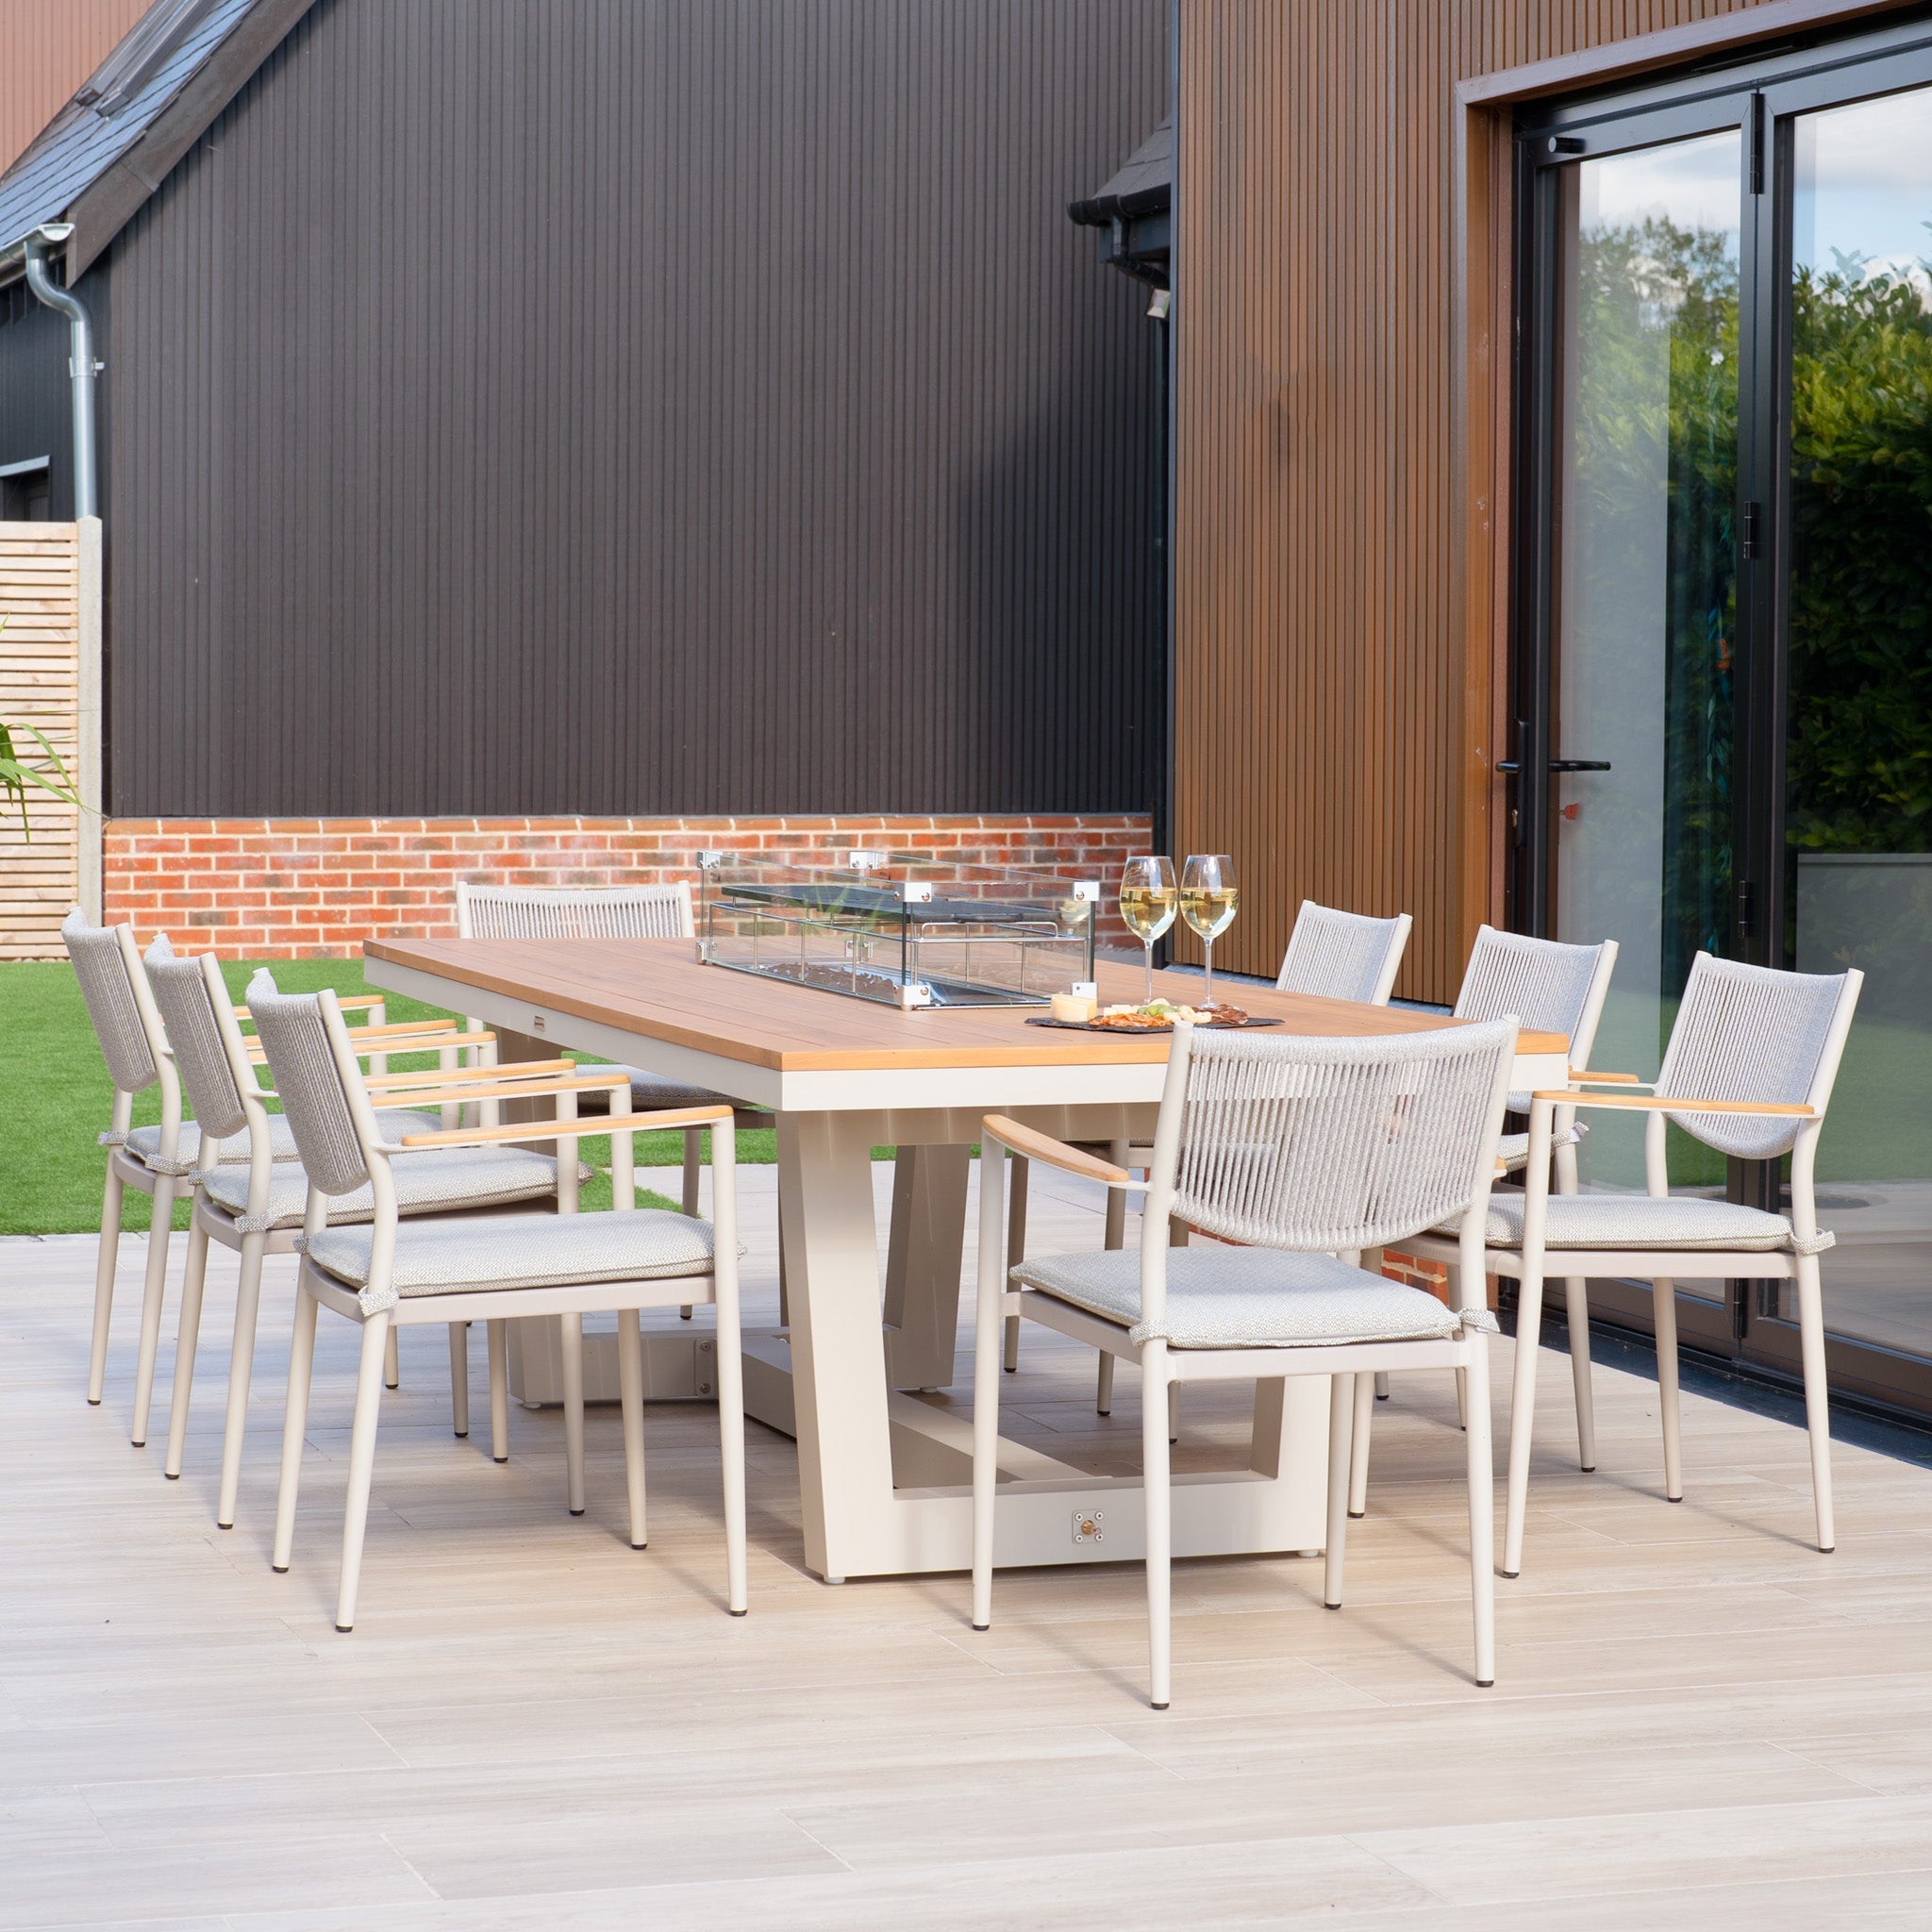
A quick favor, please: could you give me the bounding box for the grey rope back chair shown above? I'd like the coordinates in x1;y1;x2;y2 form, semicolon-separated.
1274;900;1414;1005
456;879;766;1319
1407;953;1862;1576
1347;927;1619;1513
1002;896;1417;1416
142;946;609;1524
248;974;747;1632
61;908;481;1426
63;909;179;1421
973;1015;1520;1707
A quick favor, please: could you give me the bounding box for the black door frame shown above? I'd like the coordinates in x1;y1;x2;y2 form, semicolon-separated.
1509;15;1932;1417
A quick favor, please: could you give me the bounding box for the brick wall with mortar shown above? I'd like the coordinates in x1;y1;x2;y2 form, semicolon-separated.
103;814;1156;958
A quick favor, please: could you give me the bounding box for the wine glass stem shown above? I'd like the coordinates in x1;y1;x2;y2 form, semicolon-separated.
1144;941;1155;1003
1203;939;1214;1007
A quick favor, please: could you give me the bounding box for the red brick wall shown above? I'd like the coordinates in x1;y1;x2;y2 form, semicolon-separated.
103;813;1155;958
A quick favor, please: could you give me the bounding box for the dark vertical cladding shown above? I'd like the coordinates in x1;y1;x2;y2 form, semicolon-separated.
1173;0;1775;1003
100;0;1168;819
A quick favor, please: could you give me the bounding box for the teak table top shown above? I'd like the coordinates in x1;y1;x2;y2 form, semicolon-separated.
365;937;1568;1073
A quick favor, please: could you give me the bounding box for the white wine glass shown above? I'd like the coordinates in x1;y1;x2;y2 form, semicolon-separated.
1179;854;1240;1008
1119;856;1178;1002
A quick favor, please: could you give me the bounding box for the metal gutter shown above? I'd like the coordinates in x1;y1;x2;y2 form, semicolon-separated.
22;225;101;519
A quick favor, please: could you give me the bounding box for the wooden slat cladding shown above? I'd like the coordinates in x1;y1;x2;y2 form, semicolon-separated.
103;0;1170;822
0;519;81;958
1172;0;1774;1002
0;0;152;177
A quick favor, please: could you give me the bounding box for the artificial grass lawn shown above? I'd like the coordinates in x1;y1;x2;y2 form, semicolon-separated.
0;957;784;1237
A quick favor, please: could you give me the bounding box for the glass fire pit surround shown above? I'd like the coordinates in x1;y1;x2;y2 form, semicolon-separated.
696;850;1099;1009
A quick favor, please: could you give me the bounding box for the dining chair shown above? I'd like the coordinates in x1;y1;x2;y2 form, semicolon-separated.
1274;900;1414;1005
1348;927;1619;1516
142;943;622;1526
248;973;748;1631
1405;952;1861;1576
972;1015;1518;1707
456;880;766;1318
60;910;482;1433
1004;897;1416;1420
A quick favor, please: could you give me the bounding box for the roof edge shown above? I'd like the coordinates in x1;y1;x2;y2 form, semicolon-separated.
63;0;319;279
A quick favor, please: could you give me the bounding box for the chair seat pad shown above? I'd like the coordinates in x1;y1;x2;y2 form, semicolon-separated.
1010;1247;1467;1350
123;1110;441;1177
614;1066;739;1112
301;1208;718;1314
1441;1192;1805;1252
200;1146;585;1234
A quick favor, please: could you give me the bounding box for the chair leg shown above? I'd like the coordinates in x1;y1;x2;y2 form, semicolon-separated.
1167;1379;1180;1443
383;1323;400;1391
1324;1374;1354;1608
130;1176;177;1447
487;1318;509;1463
216;1233;268;1529
162;1214;211;1479
972;1146;1008;1631
616;1307;648;1548
272;1286;320;1574
1096;1349;1115;1416
1463;1335;1497;1688
89;1159;125;1406
1347;1367;1374;1518
447;1323;470;1439
1565;1277;1596;1472
1141;1341;1173;1709
560;1313;586;1516
1002;1155;1028;1372
716;1277;749;1619
1793;1256;1835;1553
1094;1144;1127;1409
680;1126;700;1319
1502;1268;1547;1578
1652;1276;1683;1503
1374;1371;1390;1401
335;1313;391;1632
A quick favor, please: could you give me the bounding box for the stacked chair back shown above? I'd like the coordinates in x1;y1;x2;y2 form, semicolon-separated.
1454;925;1616;1108
1274;901;1412;1005
456;881;694;940
62;909;181;1413
246;981;383;1207
143;948;260;1174
1657;953;1857;1161
63;909;167;1119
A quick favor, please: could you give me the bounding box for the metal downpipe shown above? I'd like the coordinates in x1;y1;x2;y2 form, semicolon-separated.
23;224;100;519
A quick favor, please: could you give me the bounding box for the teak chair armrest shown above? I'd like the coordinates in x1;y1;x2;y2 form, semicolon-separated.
1532;1091;1814;1117
981;1114;1143;1189
233;994;386;1021
1567;1069;1646;1085
363;1057;575;1091
245;1027;496;1064
394;1102;734;1150
358;1073;632;1111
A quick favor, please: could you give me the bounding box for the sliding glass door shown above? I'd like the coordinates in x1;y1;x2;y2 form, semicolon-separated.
1514;21;1932;1414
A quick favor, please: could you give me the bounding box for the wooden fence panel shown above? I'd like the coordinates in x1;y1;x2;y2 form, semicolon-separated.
0;521;82;958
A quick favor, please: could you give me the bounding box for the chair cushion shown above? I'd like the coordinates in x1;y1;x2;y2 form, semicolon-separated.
1442;1192;1803;1252
124;1110;442;1177
1010;1246;1469;1350
301;1208;718;1314
616;1066;741;1112
200;1146;585;1235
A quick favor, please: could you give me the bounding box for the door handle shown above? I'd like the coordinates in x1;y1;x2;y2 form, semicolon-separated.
1493;758;1611;774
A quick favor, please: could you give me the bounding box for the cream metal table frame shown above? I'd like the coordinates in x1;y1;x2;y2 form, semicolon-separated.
366;938;1568;1583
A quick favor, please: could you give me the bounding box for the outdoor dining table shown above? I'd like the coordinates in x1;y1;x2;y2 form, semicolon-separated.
365;936;1569;1584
